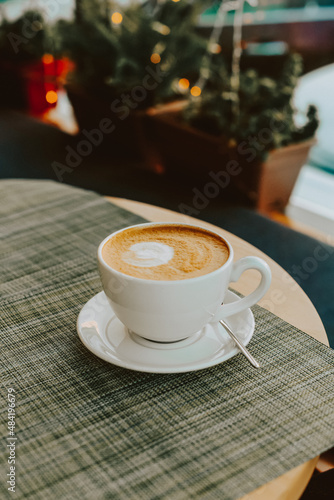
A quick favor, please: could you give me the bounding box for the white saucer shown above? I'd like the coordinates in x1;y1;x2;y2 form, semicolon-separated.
77;291;255;374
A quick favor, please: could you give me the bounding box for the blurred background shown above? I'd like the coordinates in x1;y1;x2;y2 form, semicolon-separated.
0;0;333;236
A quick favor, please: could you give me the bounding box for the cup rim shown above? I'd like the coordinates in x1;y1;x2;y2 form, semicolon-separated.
97;222;234;284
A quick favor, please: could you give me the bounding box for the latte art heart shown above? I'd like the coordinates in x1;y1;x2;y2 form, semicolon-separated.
122;242;174;267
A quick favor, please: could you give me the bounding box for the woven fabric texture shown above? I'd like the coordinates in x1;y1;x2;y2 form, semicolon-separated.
1;179;334;500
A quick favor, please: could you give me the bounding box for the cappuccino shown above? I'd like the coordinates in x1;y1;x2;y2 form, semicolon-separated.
102;224;229;281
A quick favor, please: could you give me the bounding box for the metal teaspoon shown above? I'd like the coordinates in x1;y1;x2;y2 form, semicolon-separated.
219;319;260;369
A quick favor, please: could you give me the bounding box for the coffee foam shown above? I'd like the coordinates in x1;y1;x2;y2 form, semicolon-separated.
102;224;230;281
122;242;174;267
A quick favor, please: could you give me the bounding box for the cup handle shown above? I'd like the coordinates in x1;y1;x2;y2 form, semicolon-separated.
211;256;272;321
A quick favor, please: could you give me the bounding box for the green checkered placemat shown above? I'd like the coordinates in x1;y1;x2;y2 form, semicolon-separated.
1;179;334;500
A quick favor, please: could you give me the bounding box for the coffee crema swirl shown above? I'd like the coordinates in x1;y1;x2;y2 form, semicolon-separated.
102;224;230;281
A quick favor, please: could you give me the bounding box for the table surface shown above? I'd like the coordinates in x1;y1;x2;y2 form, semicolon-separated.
109;196;328;500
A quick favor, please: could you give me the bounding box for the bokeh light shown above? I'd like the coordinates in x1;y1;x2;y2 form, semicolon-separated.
190;86;201;97
178;78;190;90
210;44;222;54
42;54;54;65
46;90;58;104
150;53;161;64
111;12;123;24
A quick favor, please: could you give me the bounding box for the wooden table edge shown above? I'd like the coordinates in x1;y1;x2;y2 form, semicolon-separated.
106;196;328;500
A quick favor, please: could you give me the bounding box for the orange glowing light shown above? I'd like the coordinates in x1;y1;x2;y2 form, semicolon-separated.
211;43;222;54
178;78;189;90
150;53;161;64
42;53;54;65
172;0;181;2
46;90;58;104
190;86;201;97
111;12;123;24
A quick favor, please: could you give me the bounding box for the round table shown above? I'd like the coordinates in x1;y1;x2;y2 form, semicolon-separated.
109;196;328;500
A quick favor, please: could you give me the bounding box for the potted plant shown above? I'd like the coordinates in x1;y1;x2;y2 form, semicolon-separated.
53;0;208;165
51;0;319;210
145;53;319;212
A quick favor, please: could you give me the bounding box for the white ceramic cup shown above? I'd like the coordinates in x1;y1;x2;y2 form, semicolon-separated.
97;222;271;343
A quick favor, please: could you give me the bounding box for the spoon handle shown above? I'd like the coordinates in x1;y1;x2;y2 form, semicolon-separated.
219;320;260;369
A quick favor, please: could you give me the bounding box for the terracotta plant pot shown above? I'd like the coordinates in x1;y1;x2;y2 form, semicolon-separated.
242;139;315;213
145;101;315;213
